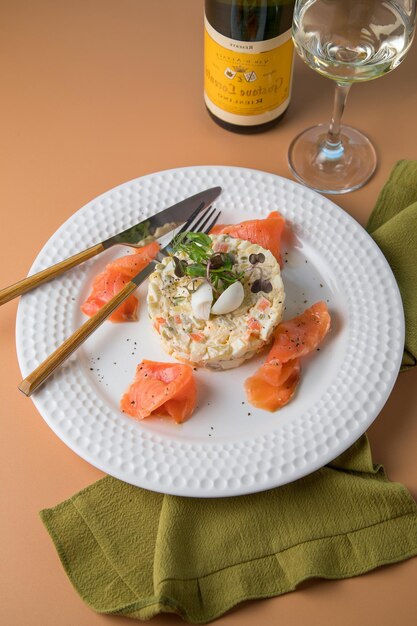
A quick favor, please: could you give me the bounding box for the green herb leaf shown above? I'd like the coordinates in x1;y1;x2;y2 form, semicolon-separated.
188;242;210;263
185;263;207;278
172;231;212;263
185;232;212;247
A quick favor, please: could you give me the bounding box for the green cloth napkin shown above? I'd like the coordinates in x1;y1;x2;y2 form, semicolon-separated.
40;160;417;623
367;160;417;368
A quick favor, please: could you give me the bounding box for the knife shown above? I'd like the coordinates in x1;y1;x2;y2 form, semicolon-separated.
0;187;222;306
18;204;221;396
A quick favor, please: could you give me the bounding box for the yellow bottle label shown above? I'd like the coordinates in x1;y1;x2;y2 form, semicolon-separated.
204;17;294;125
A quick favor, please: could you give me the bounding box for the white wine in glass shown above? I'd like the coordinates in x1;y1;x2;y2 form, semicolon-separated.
288;0;416;194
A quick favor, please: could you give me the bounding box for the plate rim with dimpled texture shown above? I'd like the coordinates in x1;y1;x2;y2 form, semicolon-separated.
15;166;405;497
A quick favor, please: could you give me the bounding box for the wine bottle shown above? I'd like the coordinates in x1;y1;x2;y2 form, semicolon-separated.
204;0;295;133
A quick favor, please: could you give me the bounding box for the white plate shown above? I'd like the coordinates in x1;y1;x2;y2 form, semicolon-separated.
16;166;404;497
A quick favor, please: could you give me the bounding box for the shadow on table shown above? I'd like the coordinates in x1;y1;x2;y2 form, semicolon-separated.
368;368;417;500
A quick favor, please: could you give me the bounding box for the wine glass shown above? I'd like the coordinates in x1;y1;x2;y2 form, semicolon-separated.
288;0;416;194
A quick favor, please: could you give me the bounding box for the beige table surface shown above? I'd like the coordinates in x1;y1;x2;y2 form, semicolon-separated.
1;1;417;624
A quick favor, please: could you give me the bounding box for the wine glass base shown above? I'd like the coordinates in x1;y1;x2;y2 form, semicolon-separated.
288;124;377;194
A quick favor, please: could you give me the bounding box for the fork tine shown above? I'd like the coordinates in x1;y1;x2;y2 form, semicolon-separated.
174;203;212;238
166;205;221;254
193;206;217;233
203;210;221;234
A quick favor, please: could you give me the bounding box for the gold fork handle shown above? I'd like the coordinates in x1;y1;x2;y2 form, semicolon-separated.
18;280;138;396
0;243;105;306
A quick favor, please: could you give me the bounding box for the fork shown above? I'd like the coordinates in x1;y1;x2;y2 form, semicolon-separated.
18;205;221;396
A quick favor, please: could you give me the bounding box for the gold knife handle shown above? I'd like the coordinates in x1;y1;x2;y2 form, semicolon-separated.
18;280;138;396
0;242;105;306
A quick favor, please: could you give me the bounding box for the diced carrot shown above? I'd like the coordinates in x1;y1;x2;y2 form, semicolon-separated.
190;332;206;342
247;317;262;333
213;242;229;253
154;317;166;333
174;315;182;325
257;298;271;311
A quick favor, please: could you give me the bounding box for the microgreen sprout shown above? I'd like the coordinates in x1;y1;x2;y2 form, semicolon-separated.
249;252;265;265
251;278;273;294
171;233;243;295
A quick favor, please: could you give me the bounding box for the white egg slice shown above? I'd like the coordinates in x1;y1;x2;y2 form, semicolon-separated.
191;281;213;320
211;281;244;315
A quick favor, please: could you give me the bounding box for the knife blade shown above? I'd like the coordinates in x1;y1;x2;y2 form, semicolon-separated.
0;186;222;305
102;187;222;248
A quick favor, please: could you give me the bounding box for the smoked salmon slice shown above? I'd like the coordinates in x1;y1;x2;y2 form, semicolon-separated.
210;210;285;266
245;359;301;412
120;360;197;423
267;301;331;363
244;302;331;411
81;241;159;323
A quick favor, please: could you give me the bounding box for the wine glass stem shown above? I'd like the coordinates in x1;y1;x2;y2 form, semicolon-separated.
321;83;351;160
